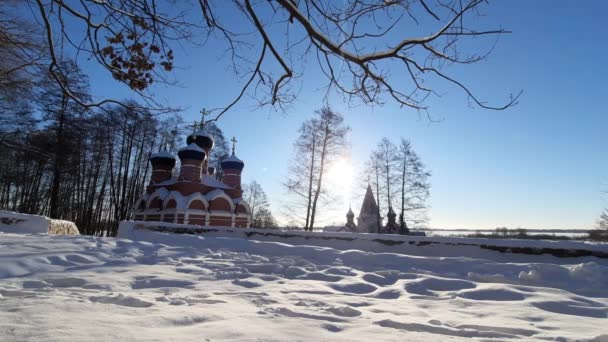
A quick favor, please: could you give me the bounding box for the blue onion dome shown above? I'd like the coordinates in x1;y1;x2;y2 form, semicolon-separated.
150;149;176;168
187;127;214;150
221;153;244;171
387;206;396;218
177;143;206;161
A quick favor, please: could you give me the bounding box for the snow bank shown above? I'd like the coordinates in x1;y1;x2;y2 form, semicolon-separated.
117;220;608;260
1;230;608;341
0;211;79;235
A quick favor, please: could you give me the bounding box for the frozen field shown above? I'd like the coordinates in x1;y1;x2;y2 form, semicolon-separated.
0;230;607;341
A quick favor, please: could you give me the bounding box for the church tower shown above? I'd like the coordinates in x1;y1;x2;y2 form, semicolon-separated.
357;184;382;233
221;137;245;198
345;205;357;231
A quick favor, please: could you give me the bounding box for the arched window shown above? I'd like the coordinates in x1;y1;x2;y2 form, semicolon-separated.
149;197;162;210
188;200;206;210
165;199;177;209
209;198;231;212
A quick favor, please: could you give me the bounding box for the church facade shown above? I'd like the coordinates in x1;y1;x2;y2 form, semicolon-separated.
132;121;251;228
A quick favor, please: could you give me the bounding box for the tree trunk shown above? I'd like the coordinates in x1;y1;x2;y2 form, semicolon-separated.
309;128;328;232
49;95;68;219
400;154;409;234
375;164;381;233
304;135;316;231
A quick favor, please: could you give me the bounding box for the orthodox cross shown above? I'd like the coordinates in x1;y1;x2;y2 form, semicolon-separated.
231;136;237;155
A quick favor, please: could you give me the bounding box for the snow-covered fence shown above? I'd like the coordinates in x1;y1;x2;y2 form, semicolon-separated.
117;220;608;260
0;211;80;235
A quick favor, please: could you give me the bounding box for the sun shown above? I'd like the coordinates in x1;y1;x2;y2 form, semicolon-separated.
326;157;354;201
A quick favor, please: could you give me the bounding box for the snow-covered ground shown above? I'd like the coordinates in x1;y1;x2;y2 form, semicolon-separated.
1;231;607;341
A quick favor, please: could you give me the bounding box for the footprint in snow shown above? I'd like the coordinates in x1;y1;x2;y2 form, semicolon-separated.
457;288;526;301
132;278;195;289
321;323;344;332
326;306;361;317
532;300;608;318
404;277;476;296
90;294;154;308
232;279;262;288
372;289;402;299
328;282;378;294
64;254;95;264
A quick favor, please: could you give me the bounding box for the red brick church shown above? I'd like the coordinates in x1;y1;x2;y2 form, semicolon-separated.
132;116;251;228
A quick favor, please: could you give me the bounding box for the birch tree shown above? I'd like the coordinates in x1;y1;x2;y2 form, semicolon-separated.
366;137;430;232
396;139;431;231
285;107;350;231
243;181;277;228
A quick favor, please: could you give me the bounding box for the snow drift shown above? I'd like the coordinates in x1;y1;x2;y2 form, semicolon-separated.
117;220;608;260
0;231;606;341
0;210;79;235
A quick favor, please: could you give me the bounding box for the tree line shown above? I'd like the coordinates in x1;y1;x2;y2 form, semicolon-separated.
0;58;275;236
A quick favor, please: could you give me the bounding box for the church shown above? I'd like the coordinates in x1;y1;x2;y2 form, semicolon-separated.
132;116;251;228
335;184;404;234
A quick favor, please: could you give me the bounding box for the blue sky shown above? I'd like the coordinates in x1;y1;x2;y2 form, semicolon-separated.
81;1;607;229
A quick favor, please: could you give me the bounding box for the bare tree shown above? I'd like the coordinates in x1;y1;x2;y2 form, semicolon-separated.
285;107;350;230
598;209;608;230
243;180;277;228
375;138;399;212
0;1;46;107
38;61;91;218
15;0;518;118
365;140;395;232
396;139;431;231
365;137;430;232
284;119;318;229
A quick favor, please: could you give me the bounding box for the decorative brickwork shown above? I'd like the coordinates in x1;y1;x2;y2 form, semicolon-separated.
132;123;251;228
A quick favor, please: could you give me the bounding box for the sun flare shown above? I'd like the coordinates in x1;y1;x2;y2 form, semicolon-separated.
326;157;354;201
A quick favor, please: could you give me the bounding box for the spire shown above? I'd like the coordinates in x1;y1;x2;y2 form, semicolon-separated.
360;184;379;216
231;136;237;155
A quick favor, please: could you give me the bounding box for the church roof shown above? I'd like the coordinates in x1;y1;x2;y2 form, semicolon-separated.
223;154;243;163
201;174;232;189
359;184;379;216
193;128;211;138
346;206;354;218
180;142;205;152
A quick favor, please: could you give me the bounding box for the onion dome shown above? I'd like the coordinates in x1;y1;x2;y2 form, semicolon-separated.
186;128;214;150
346;206;355;219
207;166;215;176
177;143;206;161
387;206;396;218
150;149;176;168
221;153;244;171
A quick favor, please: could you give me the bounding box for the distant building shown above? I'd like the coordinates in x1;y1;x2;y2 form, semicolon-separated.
357;184;382;233
332;184;408;235
132;119;251;228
